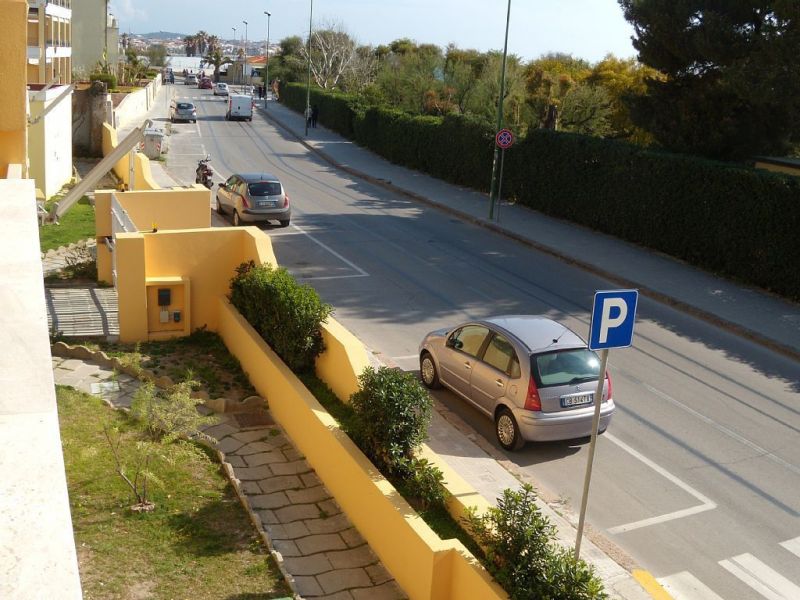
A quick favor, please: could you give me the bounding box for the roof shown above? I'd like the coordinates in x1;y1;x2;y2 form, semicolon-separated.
483;315;586;353
236;173;281;182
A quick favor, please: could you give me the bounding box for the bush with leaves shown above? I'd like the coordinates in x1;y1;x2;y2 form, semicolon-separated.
229;261;333;372
464;484;606;600
397;456;447;511
130;378;217;444
349;367;432;473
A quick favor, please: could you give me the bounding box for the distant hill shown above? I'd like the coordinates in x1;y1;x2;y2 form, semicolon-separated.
137;31;186;40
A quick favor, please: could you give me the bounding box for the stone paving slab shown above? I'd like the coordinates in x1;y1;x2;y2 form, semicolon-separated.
52;356;407;600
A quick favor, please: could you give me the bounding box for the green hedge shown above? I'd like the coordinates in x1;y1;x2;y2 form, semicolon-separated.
228;261;332;372
280;84;800;300
89;72;117;90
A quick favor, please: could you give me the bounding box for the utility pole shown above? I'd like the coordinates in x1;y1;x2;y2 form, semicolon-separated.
243;20;249;90
231;27;237;85
305;0;313;136
264;10;271;108
488;0;512;221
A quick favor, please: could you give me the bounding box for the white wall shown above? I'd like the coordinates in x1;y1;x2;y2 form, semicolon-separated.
113;75;162;129
28;86;73;198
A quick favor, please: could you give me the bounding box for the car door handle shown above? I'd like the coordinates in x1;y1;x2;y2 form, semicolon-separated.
495;379;504;387
463;362;472;369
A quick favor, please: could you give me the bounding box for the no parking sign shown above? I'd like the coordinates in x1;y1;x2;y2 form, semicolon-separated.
495;128;514;149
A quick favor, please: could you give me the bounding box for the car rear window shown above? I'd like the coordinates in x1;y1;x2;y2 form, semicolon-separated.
177;103;194;109
248;182;282;196
533;349;600;387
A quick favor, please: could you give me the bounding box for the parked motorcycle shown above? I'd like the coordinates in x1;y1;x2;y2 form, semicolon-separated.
195;156;213;188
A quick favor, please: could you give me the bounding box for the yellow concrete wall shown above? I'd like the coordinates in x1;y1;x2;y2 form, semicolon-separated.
115;228;277;342
95;187;211;236
0;0;28;177
217;299;507;600
316;316;372;403
116;233;148;342
101;122;160;190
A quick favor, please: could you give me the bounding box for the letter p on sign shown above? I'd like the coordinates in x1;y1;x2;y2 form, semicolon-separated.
589;290;638;350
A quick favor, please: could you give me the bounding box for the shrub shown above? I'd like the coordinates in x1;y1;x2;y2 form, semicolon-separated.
89;72;117;91
229;261;332;372
398;456;447;511
464;484;607;600
130;379;218;444
349;366;432;473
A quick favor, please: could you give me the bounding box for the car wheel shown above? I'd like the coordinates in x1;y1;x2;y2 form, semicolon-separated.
495;407;525;451
233;210;241;227
215;197;224;214
279;219;290;228
420;352;441;389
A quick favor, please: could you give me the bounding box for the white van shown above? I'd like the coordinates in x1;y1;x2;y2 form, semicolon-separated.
225;94;253;121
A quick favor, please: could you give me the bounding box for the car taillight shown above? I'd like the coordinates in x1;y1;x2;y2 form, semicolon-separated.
283;194;289;207
524;377;541;411
603;371;612;403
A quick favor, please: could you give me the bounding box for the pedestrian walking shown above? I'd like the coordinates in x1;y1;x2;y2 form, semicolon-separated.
304;105;313;128
311;104;319;128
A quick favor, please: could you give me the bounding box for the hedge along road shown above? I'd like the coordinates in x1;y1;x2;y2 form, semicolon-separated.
166;86;800;600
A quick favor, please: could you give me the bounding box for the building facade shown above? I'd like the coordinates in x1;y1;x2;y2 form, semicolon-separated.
27;0;72;84
72;0;119;77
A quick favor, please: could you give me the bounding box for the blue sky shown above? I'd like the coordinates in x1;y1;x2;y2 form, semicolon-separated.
110;0;637;64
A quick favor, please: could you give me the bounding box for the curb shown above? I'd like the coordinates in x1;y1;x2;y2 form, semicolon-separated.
258;104;800;364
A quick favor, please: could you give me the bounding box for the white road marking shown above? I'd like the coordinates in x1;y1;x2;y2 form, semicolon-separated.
720;553;800;600
391;355;419;361
299;273;369;281
656;571;724;600
292;224;369;277
605;433;716;534
642;383;800;477
779;536;800;558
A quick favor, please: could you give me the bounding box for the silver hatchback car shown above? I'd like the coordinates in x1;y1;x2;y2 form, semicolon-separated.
216;173;291;227
419;315;614;451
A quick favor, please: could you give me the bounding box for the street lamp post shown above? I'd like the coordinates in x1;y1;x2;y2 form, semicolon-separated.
488;0;512;221
305;0;313;136
231;27;237;85
243;20;249;90
264;10;271;108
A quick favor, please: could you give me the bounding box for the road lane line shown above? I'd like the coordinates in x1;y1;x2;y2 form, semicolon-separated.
779;536;800;558
656;571;724;600
299;274;369;281
292;224;369;277
642;383;800;477
605;433;716;534
720;553;800;600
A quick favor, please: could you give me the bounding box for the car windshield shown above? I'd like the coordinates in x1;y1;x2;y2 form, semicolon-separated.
248;182;282;196
177;103;194;110
533;349;600;387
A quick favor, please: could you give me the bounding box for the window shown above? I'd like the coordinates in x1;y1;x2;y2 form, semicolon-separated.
534;349;601;387
248;182;282;197
449;325;489;358
176;102;193;110
483;333;519;377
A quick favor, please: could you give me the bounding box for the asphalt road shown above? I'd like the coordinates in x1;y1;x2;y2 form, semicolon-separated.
165;84;800;600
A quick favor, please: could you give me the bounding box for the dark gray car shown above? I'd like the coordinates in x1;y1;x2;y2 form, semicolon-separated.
419;315;615;451
216;173;291;227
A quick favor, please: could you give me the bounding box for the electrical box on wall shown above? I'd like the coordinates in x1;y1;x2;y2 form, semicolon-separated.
173;310;181;323
158;288;171;306
160;309;170;323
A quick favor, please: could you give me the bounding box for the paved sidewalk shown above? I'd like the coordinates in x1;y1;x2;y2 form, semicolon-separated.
256;100;800;360
51;355;405;600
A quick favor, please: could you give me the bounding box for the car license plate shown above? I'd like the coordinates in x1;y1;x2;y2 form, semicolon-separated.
561;393;593;408
257;201;276;208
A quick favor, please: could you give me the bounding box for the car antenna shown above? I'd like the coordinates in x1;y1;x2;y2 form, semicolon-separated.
544;327;569;349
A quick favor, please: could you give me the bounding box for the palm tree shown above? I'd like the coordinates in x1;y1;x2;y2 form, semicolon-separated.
204;47;232;83
196;30;210;56
184;34;197;57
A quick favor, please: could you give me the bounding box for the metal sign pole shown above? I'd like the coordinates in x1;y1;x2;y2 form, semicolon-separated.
496;147;506;222
574;347;609;560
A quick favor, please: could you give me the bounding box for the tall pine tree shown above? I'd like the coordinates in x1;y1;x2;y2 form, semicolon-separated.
619;1;800;160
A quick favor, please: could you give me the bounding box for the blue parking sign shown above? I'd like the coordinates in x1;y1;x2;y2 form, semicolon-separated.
589;290;638;350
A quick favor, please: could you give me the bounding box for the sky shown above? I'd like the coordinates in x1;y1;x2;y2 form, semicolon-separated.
109;0;638;64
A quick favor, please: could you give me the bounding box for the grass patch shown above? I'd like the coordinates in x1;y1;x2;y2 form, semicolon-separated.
39;196;95;253
57;385;292;599
101;329;256;400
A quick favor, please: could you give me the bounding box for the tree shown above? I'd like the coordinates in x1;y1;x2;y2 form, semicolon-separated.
302;22;357;90
203;47;232;83
145;44;167;67
183;34;198;57
560;84;613;136
619;0;800;159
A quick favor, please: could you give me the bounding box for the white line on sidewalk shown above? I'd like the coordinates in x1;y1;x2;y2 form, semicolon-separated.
779;536;800;558
656;571;724;600
605;433;716;534
720;553;800;600
292;224;369;278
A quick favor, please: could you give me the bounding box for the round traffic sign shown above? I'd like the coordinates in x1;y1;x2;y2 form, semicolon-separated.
495;128;514;149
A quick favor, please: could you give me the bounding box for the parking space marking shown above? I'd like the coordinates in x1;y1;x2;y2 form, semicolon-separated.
605;432;716;534
720;553;800;600
292;224;369;278
780;536;800;558
656;571;724;600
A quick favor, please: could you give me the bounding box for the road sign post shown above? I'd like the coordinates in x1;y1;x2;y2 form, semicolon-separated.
575;289;639;560
493;129;513;222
